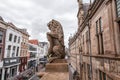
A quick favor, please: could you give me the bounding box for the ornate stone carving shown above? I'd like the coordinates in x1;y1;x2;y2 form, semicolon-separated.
110;60;118;73
47;19;65;59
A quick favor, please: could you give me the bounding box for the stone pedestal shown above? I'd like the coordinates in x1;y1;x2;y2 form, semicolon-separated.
45;63;68;72
37;59;69;80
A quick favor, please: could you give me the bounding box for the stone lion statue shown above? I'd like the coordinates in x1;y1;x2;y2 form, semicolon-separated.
47;19;65;59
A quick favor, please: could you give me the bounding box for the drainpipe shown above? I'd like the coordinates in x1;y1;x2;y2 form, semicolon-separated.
88;18;93;80
88;0;93;79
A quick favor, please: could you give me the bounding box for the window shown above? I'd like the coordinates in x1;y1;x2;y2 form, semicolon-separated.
0;31;3;43
116;0;120;17
29;45;37;51
7;45;11;57
11;67;17;77
86;31;89;41
18;37;20;43
83;63;86;80
14;35;17;42
82;35;85;54
86;31;89;54
99;70;107;80
12;46;16;57
16;47;19;56
83;35;84;44
87;64;91;80
96;20;100;54
103;73;106;80
99;17;103;32
96;20;99;34
9;34;13;41
96;17;104;54
99;70;102;80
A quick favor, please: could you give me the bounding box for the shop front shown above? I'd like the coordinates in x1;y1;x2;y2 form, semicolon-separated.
2;57;20;80
19;57;27;72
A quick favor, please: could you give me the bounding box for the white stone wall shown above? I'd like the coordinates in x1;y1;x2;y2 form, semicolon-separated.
4;27;22;58
39;43;48;58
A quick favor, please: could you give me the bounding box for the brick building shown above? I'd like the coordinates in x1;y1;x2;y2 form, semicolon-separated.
19;29;29;72
69;0;120;80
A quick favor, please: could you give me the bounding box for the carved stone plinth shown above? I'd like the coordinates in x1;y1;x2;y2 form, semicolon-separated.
40;72;69;80
38;59;69;80
45;59;68;72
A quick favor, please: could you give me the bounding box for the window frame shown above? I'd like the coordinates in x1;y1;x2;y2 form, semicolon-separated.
7;45;11;57
12;46;16;57
18;37;20;43
9;33;13;41
14;35;17;42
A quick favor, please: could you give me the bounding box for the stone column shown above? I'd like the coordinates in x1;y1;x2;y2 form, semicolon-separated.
106;0;116;54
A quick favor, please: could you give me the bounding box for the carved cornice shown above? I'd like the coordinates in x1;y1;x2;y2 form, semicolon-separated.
89;0;104;19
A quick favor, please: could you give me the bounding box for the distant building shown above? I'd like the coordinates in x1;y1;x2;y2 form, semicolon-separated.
28;40;48;72
39;42;48;58
68;1;90;79
69;0;120;80
28;40;39;69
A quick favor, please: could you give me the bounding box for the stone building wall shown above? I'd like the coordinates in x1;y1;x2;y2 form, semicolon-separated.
90;0;115;55
69;0;120;80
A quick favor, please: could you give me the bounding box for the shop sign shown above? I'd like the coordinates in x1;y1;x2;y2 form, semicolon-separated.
3;57;20;66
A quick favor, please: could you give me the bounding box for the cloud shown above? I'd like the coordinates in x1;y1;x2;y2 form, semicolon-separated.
0;0;90;47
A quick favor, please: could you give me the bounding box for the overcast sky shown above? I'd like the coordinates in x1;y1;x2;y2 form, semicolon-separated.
0;0;89;47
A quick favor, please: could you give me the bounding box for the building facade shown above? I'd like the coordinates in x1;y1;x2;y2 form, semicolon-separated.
19;29;29;72
28;42;38;69
28;40;48;72
0;17;7;80
39;42;48;59
28;40;42;70
0;16;31;80
69;0;120;80
2;22;22;80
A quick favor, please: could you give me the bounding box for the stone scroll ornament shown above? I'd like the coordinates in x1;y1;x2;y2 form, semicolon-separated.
47;19;65;59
